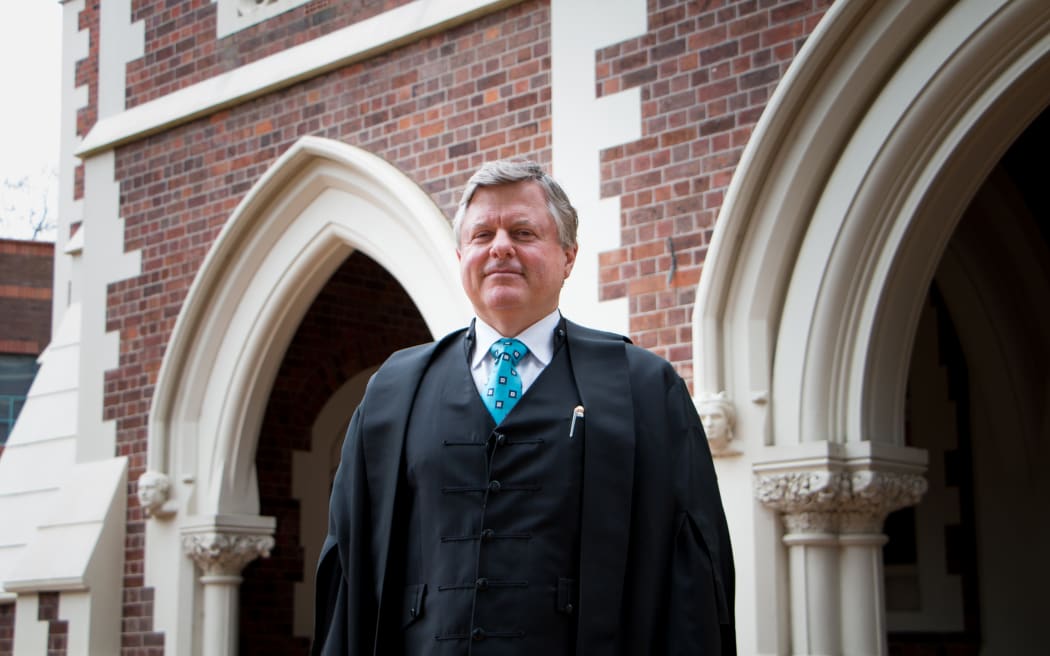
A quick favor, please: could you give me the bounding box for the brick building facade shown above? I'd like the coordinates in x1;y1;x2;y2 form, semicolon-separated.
0;0;1047;654
0;239;53;448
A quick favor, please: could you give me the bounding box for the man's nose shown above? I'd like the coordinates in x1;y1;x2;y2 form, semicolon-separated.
489;230;514;258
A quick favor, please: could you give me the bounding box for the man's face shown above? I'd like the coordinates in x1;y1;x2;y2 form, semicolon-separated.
458;181;577;336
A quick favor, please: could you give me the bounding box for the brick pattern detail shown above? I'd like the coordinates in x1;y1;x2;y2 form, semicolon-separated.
239;251;431;654
126;0;415;107
37;592;68;656
73;0;100;200
0;603;12;656
595;0;832;382
0;239;54;353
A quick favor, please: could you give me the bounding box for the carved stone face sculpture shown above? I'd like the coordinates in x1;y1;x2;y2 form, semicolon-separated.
137;470;171;516
699;403;730;443
697;392;737;456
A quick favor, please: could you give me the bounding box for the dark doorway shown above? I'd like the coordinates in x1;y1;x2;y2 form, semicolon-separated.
240;251;432;656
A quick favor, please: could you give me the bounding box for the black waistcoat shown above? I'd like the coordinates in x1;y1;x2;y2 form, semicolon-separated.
398;332;584;655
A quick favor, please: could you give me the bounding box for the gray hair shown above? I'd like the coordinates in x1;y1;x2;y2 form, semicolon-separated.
452;159;578;249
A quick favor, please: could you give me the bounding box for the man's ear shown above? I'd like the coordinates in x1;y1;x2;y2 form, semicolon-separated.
563;244;579;278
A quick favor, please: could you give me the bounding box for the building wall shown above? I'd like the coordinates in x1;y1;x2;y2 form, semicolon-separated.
56;0;848;652
127;0;417;107
593;0;830;373
0;239;53;356
99;4;551;650
0;238;53;454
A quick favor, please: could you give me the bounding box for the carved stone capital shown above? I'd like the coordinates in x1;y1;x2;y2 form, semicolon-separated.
839;470;927;533
755;468;927;536
182;532;274;578
755;470;849;533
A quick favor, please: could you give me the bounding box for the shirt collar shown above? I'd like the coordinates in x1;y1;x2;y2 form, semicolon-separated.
471;309;561;369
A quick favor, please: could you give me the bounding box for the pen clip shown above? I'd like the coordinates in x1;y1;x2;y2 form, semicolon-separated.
569;405;585;438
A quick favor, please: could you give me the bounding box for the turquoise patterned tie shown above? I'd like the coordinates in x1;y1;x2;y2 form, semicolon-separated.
483;338;528;424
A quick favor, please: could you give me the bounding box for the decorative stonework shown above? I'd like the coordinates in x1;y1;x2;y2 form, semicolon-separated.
696;391;741;457
841;470;927;533
182;532;274;578
755;469;927;535
136;470;177;518
754;470;849;533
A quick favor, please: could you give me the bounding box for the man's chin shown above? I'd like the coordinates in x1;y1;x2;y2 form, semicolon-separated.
480;290;526;311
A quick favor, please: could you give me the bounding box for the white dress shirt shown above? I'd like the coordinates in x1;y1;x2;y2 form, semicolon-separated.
469;309;561;397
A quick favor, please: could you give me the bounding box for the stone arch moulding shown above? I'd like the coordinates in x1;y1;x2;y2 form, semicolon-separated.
691;1;1050;653
693;0;1050;451
149;136;468;517
142;136;470;654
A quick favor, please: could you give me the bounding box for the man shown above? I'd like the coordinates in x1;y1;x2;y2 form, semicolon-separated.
313;160;735;655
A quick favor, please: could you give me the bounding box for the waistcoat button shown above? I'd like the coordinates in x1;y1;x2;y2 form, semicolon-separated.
476;577;489;590
471;627;486;641
481;528;495;542
488;480;501;492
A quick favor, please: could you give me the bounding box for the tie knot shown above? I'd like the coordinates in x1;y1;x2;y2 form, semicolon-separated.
489;338;528;365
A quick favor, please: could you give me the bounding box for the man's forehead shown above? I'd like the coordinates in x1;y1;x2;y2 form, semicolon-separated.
462;211;543;225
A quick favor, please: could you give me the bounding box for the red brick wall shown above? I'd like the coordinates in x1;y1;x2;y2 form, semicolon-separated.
0;239;54;354
127;0;416;107
0;603;12;656
240;251;431;655
596;0;832;383
73;0;100;201
38;592;68;656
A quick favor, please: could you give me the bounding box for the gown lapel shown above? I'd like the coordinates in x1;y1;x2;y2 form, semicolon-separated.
564;320;636;651
359;330;465;633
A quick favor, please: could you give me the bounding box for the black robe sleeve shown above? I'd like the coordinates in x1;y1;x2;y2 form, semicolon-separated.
666;376;736;655
312;404;378;655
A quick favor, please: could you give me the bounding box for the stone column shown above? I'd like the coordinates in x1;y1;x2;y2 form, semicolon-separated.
756;470;847;656
756;464;926;656
838;471;926;656
181;516;275;656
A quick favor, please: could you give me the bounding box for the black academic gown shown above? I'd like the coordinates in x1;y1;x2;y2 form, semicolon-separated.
313;320;736;655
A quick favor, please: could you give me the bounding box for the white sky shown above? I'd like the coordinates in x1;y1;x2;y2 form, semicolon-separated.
0;0;62;240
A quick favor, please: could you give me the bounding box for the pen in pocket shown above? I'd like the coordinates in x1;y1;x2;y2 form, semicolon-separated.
569;405;584;438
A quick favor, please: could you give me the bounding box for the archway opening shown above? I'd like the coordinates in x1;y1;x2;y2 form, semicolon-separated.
237;251;432;655
888;107;1050;655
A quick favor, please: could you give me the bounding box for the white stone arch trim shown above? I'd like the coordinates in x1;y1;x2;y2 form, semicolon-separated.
148;135;469;518
693;0;1050;449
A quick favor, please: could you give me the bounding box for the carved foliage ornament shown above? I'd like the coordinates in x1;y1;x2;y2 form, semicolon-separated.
182;532;275;577
755;469;927;534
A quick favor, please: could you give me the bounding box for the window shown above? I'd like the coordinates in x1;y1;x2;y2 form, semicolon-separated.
0;354;39;445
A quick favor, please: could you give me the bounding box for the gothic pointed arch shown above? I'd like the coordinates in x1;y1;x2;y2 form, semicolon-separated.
694;0;1050;450
141;136;468;654
691;1;1050;652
